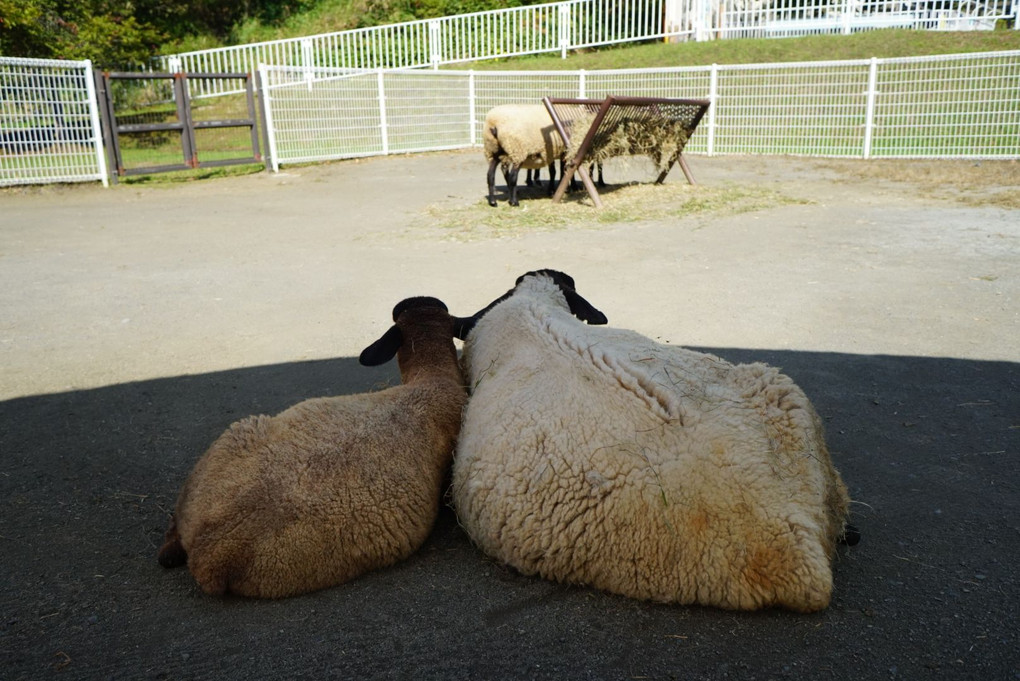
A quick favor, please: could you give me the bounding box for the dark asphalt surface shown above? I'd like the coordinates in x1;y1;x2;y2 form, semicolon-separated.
3;348;1017;680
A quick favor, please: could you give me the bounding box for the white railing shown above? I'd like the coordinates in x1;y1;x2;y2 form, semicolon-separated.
164;0;1017;97
0;57;108;188
708;0;1013;40
258;49;1020;170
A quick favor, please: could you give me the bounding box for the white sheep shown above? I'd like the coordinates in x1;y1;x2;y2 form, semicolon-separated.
157;296;468;598
483;103;566;207
451;270;855;612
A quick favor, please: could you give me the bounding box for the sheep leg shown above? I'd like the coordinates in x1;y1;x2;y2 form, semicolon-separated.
157;514;188;568
570;160;582;192
487;157;500;207
544;161;557;196
527;168;539;187
506;165;522;207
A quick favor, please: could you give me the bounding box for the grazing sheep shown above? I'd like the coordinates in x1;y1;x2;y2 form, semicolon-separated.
483;103;567;207
157;296;468;598
452;270;854;612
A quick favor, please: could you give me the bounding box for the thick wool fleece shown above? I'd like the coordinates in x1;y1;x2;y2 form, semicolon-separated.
174;379;465;598
483;104;566;170
453;277;850;612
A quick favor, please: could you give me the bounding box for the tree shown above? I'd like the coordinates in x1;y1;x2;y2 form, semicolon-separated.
0;0;56;57
0;0;164;66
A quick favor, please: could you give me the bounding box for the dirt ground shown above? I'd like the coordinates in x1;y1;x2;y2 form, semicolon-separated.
1;151;1017;679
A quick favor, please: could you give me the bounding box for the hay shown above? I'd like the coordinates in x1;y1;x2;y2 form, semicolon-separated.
561;107;692;174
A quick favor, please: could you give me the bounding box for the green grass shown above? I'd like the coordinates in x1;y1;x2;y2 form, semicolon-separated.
458;28;1020;71
118;163;265;184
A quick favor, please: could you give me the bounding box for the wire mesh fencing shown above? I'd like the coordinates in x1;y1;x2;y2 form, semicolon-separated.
1;57;107;187
3;50;1017;186
869;51;1020;157
259;50;1020;169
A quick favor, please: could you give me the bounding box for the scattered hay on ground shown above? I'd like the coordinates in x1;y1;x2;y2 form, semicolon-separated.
414;181;809;241
813;158;1020;209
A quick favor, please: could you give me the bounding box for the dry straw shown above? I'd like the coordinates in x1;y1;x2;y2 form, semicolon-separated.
562;106;694;174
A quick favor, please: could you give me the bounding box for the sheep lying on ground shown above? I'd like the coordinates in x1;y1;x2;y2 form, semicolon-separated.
452;270;855;612
483;104;567;207
157;297;468;598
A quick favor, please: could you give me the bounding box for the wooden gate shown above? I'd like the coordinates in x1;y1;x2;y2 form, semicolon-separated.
94;71;263;183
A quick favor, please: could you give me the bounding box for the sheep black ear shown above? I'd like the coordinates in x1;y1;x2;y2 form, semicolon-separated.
453;316;477;341
528;269;606;325
359;325;403;366
563;289;608;325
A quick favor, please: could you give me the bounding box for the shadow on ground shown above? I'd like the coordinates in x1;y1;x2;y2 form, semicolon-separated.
1;350;1017;680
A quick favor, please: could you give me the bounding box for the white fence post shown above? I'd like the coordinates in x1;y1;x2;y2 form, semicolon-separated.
579;69;586;98
695;0;709;42
429;20;442;69
863;57;879;159
707;63;718;156
259;66;281;172
469;71;476;146
301;39;314;89
378;70;389;155
559;4;571;59
841;0;855;36
83;59;109;187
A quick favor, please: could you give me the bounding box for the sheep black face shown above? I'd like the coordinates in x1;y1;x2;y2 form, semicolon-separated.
515;269;608;326
455;269;607;340
359;296;454;367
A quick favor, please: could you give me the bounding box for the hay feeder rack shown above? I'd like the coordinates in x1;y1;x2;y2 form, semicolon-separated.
542;96;711;208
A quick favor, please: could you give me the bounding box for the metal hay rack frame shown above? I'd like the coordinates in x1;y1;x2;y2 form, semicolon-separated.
542;95;711;208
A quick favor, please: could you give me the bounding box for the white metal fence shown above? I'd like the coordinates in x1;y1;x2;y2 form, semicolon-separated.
258;49;1020;169
165;0;1018;97
0;57;108;188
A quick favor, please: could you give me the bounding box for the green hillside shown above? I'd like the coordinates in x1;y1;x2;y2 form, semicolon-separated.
462;29;1020;70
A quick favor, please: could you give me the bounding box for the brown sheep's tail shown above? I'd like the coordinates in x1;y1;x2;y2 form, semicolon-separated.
157;515;188;568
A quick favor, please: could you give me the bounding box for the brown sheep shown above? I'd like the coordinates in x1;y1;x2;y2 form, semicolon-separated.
157;297;468;598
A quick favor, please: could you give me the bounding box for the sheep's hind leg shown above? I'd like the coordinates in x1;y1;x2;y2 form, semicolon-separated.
506;165;522;207
157;514;188;568
487;158;500;207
